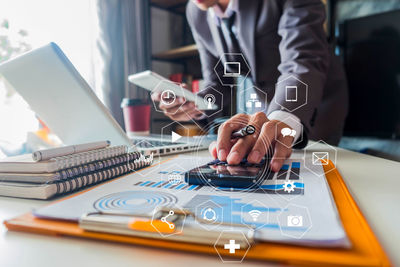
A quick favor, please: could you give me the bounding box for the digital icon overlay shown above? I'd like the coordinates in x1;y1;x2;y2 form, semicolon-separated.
151;206;187;237
160;89;176;106
167;173;182;185
193;199;224;230
283;180;296;193
161;210;175;229
281;127;296;138
171;131;182;143
278;203;312;239
161;121;189;144
248;210;262;221
202;207;217;222
285;85;298;102
214;230;251;263
287;215;303;227
238;86;267;114
127;141;160;176
223;62;241;77
224;239;240;254
240;199;270;230
158;163;187;189
304;140;338;177
245;93;262;109
203;94;216;110
312;152;329;165
275;117;303;148
274;75;308;112
195;86;223;118
151;80;186;115
214;53;251;86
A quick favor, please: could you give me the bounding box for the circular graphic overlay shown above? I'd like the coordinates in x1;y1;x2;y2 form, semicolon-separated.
191;121;273;193
94;191;177;215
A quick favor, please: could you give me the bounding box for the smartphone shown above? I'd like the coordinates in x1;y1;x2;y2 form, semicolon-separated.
128;70;217;110
184;159;272;189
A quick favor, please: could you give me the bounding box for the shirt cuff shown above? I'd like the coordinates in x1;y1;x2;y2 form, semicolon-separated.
195;113;207;120
267;110;302;143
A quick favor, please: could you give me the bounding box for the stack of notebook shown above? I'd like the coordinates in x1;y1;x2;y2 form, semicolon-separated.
0;142;152;199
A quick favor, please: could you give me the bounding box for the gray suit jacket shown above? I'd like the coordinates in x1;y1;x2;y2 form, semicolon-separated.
186;0;348;145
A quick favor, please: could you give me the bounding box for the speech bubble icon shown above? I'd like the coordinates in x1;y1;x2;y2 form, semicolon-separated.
290;129;296;137
281;127;292;137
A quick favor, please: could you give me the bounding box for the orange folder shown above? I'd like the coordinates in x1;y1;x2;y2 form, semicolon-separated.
4;161;391;266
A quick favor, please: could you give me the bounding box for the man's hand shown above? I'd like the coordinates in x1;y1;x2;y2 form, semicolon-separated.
151;84;203;121
208;112;294;172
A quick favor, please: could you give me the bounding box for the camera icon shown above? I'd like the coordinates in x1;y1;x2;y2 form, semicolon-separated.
287;215;303;227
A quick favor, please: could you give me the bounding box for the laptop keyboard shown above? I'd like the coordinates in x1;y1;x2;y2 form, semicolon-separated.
132;139;185;148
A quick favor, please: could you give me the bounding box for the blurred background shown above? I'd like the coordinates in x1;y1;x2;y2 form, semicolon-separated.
0;0;399;161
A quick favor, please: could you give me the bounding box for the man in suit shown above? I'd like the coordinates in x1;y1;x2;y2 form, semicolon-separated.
152;0;348;172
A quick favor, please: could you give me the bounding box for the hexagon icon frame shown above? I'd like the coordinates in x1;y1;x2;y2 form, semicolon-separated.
237;86;267;115
214;53;251;86
240;199;270;230
194;199;224;230
277;203;312;239
274;75;308;112
151;206;187;238
127;140;161;176
214;230;252;263
303;140;338;177
275;116;304;148
195;86;223;118
273;175;304;202
151;80;187;115
161;121;190;145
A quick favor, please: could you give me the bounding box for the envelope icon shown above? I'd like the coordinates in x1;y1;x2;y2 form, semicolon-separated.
312;152;329;165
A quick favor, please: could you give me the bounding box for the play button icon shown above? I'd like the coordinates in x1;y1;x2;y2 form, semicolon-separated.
171;131;182;143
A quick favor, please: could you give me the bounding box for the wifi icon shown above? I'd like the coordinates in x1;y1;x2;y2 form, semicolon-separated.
248;210;262;221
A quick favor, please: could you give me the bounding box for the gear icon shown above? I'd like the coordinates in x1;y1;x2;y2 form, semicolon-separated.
283;180;295;193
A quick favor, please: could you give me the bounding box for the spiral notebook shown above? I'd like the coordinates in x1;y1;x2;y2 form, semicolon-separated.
0;152;142;183
0;146;127;173
0;153;153;199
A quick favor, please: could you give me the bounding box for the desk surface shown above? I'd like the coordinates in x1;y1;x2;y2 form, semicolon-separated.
1;143;399;266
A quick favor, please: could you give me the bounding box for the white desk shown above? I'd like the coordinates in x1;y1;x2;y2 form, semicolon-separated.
1;144;399;266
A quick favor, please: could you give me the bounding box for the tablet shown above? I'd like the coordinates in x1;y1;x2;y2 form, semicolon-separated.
184;158;272;189
128;70;217;110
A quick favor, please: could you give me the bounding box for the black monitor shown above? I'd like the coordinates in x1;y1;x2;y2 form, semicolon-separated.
338;10;400;138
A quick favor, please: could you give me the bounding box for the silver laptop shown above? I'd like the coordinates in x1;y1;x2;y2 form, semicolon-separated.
0;43;210;156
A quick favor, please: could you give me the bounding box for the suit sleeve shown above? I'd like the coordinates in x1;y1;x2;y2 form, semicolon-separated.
267;0;329;137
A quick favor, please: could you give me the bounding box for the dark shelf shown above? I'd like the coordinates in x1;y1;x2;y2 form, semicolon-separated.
152;44;198;61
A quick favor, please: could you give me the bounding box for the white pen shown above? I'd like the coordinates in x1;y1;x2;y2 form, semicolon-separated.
32;141;111;161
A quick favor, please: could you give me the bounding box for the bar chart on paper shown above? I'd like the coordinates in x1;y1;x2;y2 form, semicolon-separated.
34;156;347;247
133;161;304;195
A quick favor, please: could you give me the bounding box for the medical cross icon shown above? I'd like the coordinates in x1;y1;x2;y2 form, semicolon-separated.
224;240;240;254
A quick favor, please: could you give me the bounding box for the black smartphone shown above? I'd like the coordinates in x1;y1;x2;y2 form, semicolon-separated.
184;159;271;189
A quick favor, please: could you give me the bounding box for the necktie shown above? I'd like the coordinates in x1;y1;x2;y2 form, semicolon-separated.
220;13;258;115
220;13;240;114
221;13;241;55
